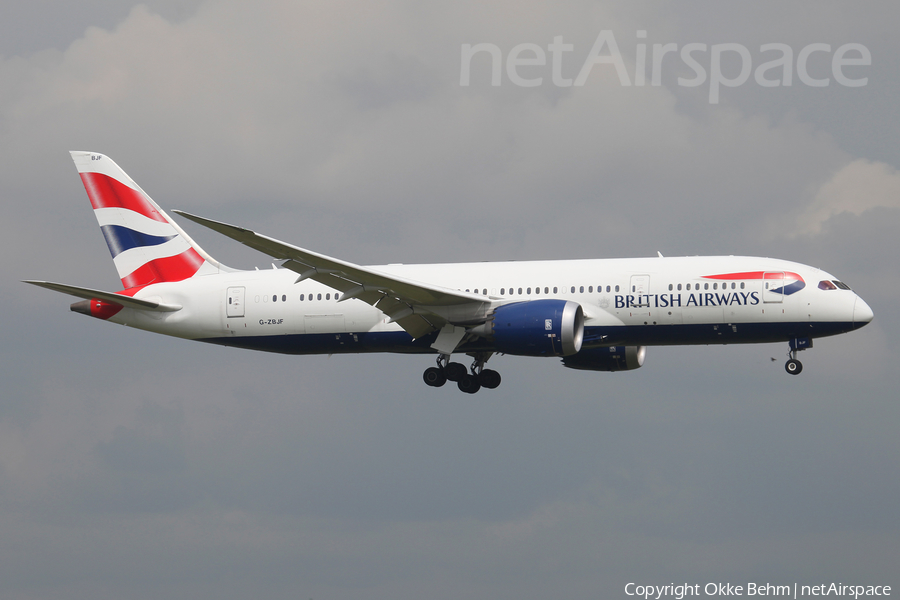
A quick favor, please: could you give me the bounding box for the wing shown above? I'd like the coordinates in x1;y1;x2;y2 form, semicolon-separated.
172;211;489;339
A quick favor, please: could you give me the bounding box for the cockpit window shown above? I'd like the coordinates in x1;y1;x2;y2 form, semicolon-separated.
818;280;837;290
833;280;851;290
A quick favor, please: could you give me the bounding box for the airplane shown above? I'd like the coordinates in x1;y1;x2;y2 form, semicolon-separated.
26;152;874;393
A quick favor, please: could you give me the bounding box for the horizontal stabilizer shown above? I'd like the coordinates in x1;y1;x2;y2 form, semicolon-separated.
23;281;182;312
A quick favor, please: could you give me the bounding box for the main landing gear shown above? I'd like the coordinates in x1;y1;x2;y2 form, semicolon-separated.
784;337;812;375
423;353;501;394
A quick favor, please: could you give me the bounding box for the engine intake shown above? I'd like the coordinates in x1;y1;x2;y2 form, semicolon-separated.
561;346;646;371
486;300;584;357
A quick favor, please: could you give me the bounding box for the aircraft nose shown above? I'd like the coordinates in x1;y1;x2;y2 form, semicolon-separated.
853;296;874;327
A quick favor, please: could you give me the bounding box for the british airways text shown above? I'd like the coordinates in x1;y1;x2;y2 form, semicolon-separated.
615;292;761;309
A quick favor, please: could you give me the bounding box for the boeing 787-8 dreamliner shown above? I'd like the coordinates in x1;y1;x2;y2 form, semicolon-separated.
26;152;874;393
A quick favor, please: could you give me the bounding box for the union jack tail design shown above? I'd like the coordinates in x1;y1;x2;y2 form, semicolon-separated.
71;151;220;290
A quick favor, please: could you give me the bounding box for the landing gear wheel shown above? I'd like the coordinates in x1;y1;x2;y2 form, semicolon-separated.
444;362;468;382
457;374;481;394
478;369;502;389
423;366;446;387
785;358;803;375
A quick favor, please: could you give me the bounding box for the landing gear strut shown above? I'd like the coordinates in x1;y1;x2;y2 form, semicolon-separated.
422;353;501;393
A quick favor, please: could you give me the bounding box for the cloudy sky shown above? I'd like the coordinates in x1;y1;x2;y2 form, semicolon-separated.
3;1;899;598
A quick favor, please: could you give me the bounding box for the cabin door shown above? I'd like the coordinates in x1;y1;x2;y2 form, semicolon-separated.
226;287;245;318
630;275;650;307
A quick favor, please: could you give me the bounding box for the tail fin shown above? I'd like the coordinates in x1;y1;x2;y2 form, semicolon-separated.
70;151;223;289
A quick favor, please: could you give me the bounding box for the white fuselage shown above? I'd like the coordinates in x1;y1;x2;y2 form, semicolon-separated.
104;255;871;356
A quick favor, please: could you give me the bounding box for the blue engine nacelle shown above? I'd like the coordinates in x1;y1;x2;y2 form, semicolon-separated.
488;300;584;357
561;346;646;371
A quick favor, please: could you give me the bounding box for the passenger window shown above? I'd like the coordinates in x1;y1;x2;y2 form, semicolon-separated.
483;289;487;295
571;286;575;293
588;286;593;293
553;287;558;294
518;287;523;295
527;287;532;295
704;283;709;290
317;293;322;300
544;287;549;294
668;284;673;291
740;282;745;289
535;287;540;295
606;285;611;293
272;295;277;302
335;293;340;300
677;284;682;291
326;293;331;300
282;295;286;302
686;284;691;291
615;285;620;292
300;294;305;301
500;288;505;295
579;286;584;293
712;283;717;290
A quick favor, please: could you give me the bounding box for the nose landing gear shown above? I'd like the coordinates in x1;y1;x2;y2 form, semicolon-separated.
422;353;501;393
785;355;803;375
784;337;812;375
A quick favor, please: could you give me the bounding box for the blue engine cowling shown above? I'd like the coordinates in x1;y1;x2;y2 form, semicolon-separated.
561;346;646;371
489;300;584;357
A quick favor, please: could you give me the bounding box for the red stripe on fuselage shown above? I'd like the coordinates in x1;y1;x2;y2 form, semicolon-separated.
79;172;167;222
120;248;206;288
703;271;803;281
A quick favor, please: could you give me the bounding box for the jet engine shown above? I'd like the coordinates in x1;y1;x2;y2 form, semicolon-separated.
477;299;584;357
561;345;646;371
